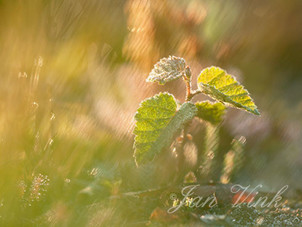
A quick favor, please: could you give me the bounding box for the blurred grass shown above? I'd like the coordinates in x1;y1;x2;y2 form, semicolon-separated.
0;0;302;225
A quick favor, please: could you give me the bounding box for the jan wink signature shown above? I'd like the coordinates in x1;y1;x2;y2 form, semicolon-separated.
167;184;289;214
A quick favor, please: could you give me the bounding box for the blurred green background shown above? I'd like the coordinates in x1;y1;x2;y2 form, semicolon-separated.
0;0;301;225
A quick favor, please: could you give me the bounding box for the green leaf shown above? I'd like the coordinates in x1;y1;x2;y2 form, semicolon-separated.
195;101;226;125
146;56;186;85
134;93;197;166
197;66;260;115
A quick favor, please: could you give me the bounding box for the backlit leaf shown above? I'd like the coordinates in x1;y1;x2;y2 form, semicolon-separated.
195;101;226;125
133;93;197;165
197;67;260;115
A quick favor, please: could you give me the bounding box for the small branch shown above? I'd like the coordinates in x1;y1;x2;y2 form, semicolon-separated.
177;66;203;182
183;66;193;102
177;66;197;182
182;66;202;102
184;79;192;102
187;90;202;101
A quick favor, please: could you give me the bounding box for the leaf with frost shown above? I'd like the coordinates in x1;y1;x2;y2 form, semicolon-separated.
197;66;260;115
146;56;186;85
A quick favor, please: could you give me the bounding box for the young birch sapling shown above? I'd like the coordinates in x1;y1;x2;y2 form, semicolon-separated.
132;56;259;182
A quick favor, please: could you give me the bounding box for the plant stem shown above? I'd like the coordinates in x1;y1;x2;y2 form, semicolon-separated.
183;67;201;101
177;67;202;181
185;79;191;102
176;67;203;182
187;90;201;101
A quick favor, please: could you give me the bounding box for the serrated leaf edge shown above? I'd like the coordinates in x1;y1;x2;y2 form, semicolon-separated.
133;94;197;166
198;66;260;115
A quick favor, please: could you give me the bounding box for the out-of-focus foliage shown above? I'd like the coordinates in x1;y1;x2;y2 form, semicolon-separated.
221;136;245;184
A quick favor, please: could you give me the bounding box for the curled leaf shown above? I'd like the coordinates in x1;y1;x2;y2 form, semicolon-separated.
146;56;186;85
